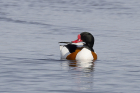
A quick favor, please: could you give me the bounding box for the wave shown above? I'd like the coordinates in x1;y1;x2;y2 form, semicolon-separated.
0;17;52;27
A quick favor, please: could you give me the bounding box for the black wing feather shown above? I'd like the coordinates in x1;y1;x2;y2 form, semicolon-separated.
65;44;77;53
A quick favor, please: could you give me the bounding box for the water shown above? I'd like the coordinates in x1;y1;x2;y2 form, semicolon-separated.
0;0;140;93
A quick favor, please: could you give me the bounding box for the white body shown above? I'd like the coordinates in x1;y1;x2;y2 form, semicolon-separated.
60;45;70;59
76;48;94;61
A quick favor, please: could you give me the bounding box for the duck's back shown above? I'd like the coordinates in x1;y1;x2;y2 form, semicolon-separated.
60;43;97;60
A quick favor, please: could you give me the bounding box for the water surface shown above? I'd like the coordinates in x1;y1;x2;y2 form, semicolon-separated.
0;0;140;93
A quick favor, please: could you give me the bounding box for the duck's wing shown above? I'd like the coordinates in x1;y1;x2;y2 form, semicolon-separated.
65;44;77;53
58;42;71;44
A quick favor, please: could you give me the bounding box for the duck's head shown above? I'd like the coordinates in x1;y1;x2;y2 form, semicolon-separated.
72;32;94;50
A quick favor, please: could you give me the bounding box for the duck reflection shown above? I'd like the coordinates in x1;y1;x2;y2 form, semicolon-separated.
61;60;96;91
68;60;95;72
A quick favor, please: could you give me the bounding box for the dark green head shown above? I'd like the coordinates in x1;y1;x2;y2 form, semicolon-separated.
80;32;94;48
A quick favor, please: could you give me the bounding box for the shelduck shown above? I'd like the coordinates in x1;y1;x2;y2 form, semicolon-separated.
59;32;97;61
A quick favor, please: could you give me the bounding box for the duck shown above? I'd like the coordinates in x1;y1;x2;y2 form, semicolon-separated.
59;32;97;61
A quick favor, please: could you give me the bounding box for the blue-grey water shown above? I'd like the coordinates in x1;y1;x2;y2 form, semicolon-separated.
0;0;140;93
